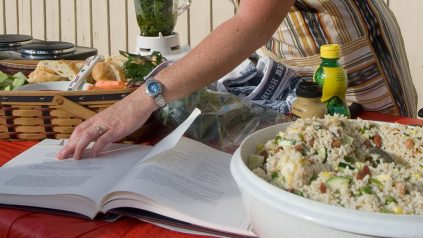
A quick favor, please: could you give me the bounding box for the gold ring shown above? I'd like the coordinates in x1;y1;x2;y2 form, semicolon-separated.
95;126;104;137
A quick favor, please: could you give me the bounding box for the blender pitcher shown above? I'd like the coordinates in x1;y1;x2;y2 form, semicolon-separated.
134;0;191;37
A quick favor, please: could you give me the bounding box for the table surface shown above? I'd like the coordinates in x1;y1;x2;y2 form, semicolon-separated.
0;112;422;238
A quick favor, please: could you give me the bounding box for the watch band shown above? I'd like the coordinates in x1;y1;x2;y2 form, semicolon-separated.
154;94;167;108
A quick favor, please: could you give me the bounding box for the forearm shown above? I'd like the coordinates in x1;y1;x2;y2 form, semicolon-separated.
133;0;294;111
57;0;295;159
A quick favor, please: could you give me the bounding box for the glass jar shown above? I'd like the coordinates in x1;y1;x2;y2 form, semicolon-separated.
292;81;327;119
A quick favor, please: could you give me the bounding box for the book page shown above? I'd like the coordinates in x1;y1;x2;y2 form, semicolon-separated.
0;108;201;218
105;137;252;235
0;139;151;209
141;108;201;161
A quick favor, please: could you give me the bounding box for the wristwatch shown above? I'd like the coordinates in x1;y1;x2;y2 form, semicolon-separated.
145;78;167;108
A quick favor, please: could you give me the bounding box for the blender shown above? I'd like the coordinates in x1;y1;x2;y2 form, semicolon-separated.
134;0;191;61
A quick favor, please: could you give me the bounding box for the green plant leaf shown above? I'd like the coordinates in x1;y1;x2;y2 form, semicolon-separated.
120;51;165;84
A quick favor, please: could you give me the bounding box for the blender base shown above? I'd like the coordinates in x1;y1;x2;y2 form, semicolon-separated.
135;32;190;61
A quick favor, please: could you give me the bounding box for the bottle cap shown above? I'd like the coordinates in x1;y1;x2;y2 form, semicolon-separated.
296;81;322;98
320;44;340;59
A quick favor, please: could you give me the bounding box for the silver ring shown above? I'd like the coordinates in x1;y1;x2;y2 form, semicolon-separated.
95;126;105;137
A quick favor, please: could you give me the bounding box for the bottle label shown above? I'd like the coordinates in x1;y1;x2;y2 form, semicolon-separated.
321;67;347;102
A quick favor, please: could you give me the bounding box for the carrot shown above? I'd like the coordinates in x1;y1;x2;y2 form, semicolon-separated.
93;80;126;90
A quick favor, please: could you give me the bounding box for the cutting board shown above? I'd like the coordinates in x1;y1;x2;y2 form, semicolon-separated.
0;60;38;75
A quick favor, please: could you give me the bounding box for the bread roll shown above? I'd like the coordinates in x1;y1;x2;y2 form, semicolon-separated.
28;70;66;83
92;62;115;81
35;60;79;80
109;62;126;82
105;55;127;67
92;62;127;82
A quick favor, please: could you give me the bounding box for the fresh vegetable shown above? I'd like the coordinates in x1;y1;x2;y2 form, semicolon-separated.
278;139;295;147
248;154;265;170
93;80;126;90
344;156;356;164
317;146;327;163
0;71;28;90
342;134;354;145
359;186;372;195
370;178;384;190
339;162;355;170
256;144;265;154
294;190;304;197
120;51;165;84
380;207;392;214
326;176;351;193
274;135;282;145
385;195;397;205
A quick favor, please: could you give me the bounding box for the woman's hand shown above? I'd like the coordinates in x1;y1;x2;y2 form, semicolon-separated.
57;87;157;160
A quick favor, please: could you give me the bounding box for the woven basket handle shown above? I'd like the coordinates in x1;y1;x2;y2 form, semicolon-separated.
52;95;96;120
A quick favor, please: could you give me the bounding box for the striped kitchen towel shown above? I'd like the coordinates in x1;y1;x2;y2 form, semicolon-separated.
217;58;302;114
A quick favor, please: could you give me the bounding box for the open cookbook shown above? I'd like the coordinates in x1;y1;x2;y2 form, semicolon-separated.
0;109;255;238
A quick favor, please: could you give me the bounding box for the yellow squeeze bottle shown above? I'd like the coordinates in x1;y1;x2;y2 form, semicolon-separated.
313;44;350;118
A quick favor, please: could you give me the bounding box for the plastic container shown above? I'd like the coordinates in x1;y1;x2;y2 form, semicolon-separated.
291;81;327;119
313;44;350;118
230;123;423;238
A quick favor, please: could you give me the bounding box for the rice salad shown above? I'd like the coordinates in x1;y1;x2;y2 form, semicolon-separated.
248;115;423;214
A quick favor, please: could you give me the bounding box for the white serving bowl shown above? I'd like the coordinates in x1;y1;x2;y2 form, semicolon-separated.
15;81;91;91
14;81;71;91
230;122;423;238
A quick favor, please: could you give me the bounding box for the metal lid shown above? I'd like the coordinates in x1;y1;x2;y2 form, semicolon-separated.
20;41;76;59
0;34;33;51
296;81;323;98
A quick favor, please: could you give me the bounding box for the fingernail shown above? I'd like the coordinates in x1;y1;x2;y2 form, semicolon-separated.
56;153;63;160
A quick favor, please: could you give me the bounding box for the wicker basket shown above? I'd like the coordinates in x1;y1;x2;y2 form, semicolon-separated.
0;88;157;141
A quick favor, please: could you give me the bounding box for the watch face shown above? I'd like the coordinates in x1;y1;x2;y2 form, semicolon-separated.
146;80;161;96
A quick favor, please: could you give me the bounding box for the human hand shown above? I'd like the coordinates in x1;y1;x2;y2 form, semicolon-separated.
57;88;157;160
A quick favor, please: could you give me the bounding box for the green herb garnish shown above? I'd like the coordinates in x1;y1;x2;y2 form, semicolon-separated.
370;178;384;190
120;51;164;84
359;186;372;195
309;173;318;183
274;135;282;145
380;207;392;214
339;162;355;170
385;196;397;205
344;156;356;164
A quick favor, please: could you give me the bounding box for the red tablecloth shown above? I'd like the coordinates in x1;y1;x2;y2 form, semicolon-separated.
0;112;422;238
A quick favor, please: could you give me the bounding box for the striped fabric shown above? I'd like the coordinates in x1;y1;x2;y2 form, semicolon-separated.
236;0;417;117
